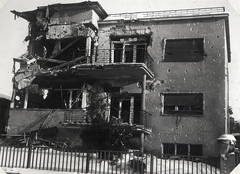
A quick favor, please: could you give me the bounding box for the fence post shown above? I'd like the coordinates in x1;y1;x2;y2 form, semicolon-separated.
26;137;32;168
150;153;153;174
220;152;235;174
86;150;90;173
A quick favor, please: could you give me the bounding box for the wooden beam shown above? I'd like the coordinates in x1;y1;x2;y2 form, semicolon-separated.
49;37;82;60
37;57;66;64
50;56;86;70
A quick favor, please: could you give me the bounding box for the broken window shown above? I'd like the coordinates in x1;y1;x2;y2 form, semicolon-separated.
163;38;204;62
110;94;142;124
162;93;203;116
111;38;147;63
163;143;203;156
25;88;83;109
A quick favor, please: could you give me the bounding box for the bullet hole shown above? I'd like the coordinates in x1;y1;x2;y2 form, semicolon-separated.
190;28;193;31
185;70;187;73
210;45;213;49
167;69;170;73
216;36;219;38
196;31;199;33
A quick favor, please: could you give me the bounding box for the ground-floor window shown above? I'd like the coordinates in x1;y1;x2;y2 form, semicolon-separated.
163;143;203;156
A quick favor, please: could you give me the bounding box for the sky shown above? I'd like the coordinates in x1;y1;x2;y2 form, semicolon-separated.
0;0;240;119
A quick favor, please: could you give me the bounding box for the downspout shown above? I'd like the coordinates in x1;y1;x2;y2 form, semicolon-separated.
140;74;146;153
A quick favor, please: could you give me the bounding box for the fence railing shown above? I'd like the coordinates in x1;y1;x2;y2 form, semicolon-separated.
0;146;220;174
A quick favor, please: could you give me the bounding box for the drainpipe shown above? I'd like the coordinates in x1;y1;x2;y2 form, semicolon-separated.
140;74;146;153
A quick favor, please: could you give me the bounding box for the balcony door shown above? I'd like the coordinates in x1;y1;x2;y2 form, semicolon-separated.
111;41;146;63
110;94;141;125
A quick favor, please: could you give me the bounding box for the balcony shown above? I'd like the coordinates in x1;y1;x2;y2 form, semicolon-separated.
131;110;152;133
63;109;152;134
67;48;154;80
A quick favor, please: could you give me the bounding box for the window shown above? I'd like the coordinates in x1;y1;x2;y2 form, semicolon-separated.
111;39;147;63
110;94;142;124
163;38;204;62
162;93;203;116
163;143;175;155
163;143;203;156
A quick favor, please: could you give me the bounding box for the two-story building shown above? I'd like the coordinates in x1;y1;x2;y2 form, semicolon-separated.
7;1;231;157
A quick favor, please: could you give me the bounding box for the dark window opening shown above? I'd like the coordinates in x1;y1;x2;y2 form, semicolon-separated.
27;89;82;109
164;38;204;62
163;93;203;116
113;43;123;63
112;40;147;63
136;45;146;63
125;45;134;62
110;96;120;119
133;96;142;124
177;144;188;155
121;98;130;123
163;143;175;155
110;94;142;124
190;144;203;156
163;143;203;156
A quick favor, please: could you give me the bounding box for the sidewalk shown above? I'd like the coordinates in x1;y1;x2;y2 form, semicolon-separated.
1;167;79;174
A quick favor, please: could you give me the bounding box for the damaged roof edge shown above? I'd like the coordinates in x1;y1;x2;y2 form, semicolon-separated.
11;1;108;21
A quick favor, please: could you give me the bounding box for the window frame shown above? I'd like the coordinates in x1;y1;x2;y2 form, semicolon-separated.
162;143;203;156
161;93;204;116
110;40;147;63
163;38;205;62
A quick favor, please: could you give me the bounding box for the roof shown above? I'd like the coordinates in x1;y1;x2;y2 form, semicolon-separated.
11;1;108;21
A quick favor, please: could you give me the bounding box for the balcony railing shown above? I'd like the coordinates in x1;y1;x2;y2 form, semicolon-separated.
63;109;152;132
66;48;154;73
133;110;152;131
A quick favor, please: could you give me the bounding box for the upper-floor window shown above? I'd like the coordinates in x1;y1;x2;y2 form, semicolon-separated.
163;38;204;62
111;38;147;63
162;93;203;116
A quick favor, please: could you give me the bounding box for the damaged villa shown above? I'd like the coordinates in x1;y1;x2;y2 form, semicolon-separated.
1;1;231;158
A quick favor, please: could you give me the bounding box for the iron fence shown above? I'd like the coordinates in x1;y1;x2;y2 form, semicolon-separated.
0;146;220;174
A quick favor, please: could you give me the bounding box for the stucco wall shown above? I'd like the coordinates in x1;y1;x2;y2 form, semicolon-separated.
98;17;228;156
